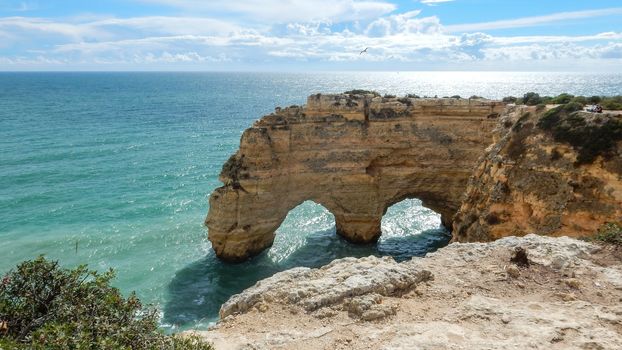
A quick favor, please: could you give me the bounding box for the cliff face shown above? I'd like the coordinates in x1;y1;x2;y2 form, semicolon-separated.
452;106;622;242
206;93;504;261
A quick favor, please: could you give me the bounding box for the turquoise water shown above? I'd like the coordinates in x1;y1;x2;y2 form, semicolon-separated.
1;72;621;330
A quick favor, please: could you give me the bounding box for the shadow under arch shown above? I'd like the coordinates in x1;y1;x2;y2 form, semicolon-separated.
163;199;450;329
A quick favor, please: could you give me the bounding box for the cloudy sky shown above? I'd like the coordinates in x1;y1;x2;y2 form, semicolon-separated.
0;0;621;71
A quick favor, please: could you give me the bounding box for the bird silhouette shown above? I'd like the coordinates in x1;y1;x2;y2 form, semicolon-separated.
359;47;369;55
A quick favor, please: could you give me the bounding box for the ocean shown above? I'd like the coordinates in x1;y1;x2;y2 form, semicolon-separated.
1;71;621;330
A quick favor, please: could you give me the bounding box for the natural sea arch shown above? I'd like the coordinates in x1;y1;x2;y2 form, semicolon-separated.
206;93;504;261
266;198;449;264
379;198;450;260
267;200;336;263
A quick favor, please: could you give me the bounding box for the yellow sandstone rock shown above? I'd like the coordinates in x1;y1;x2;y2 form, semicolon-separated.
205;93;504;261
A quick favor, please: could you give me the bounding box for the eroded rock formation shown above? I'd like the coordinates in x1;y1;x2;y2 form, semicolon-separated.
206;93;505;261
453;106;622;242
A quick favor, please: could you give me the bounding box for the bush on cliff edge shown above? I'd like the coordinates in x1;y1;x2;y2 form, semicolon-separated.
594;223;622;246
0;256;213;350
537;104;622;164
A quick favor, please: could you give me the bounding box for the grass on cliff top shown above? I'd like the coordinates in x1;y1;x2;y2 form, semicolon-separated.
0;256;214;350
340;91;622;109
592;222;622;246
536;103;622;164
343;89;380;96
503;92;622;110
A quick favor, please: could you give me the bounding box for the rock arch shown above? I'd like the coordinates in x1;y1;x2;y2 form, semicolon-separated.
206;93;505;262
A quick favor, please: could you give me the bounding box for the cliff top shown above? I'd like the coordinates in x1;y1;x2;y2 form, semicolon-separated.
194;235;622;349
254;93;506;126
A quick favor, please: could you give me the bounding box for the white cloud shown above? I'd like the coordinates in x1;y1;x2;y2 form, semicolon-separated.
482;42;622;61
137;51;230;63
0;17;103;41
138;0;396;22
446;8;622;32
89;17;243;36
0;5;621;70
365;10;441;37
420;0;454;5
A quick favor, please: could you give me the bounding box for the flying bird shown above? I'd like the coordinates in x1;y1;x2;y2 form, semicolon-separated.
359;47;369;55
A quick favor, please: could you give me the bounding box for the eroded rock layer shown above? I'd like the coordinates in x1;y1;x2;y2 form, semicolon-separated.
206;94;504;261
452;106;622;242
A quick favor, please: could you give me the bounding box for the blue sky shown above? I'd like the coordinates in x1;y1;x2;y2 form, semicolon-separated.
0;0;621;71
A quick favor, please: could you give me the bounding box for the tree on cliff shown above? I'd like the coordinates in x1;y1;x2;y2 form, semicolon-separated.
0;256;213;350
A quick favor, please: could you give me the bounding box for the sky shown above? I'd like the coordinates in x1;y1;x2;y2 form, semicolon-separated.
0;0;621;71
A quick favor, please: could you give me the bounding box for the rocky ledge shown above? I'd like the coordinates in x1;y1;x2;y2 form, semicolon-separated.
194;235;622;350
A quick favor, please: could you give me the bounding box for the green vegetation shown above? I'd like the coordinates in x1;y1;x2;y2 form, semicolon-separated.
397;97;413;106
520;92;544;106
550;93;574;104
503;92;622;110
601;96;622;110
593;222;622;246
0;256;213;350
343;89;380;96
536;103;622;164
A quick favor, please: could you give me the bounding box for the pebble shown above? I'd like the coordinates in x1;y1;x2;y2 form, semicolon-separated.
506;265;521;278
564;278;581;289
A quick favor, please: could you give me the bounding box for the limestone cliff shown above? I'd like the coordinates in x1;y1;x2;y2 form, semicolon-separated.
452;105;622;242
206;93;505;261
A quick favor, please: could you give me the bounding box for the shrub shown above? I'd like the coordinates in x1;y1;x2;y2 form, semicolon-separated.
406;94;420;98
601;99;622;110
570;96;588;105
383;94;396;99
550;93;574;104
537;105;563;130
344;89;380;96
593;222;622;246
469;95;483;100
450;95;461;99
397;97;413;106
537;103;622;164
563;102;584;112
0;256;213;350
588;96;602;104
502;96;517;103
513;93;622;110
521;92;543;106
